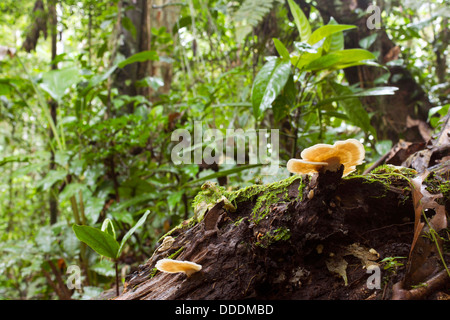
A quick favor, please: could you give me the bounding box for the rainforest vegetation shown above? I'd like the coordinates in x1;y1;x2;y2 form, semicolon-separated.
0;0;448;300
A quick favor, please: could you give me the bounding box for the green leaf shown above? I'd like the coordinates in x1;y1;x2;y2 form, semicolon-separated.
315;86;398;108
118;50;159;68
59;183;86;201
308;24;356;46
252;57;291;121
287;0;311;42
91;259;115;277
84;196;105;224
303;49;376;71
272;74;296;121
135;76;164;90
290;40;324;69
359;33;378;49
36;169;67;191
39;67;80;102
121;16;137;39
331;82;376;137
12;161;49;179
117;210;151;257
82;65;117;95
273;38;290;60
168;190;184;212
326;17;345;52
72;224;119;259
101;218;116;240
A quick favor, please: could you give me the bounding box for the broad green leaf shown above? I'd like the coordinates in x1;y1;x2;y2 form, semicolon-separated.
82;65;117;95
326;17;345;52
287;0;311;42
59;183;86;201
117;210;151;257
39;67;80;102
72;224;119;259
331;82;376;137
121;16;137;39
273;38;290;60
252;57;291;121
272;74;296;121
135;76;164;90
84;196;105;224
55;150;70;167
314;86;398;108
113;212;134;225
118;50;159;68
303;49;376;71
91;259;115;277
12;161;49;179
308;24;356;45
35;226;54;254
359;33;378;49
290;40;324;69
36;169;67;191
331;59;383;70
168;190;184;212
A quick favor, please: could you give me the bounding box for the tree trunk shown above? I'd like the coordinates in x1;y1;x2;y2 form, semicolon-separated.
48;0;58;225
110;119;450;300
113;0;180;110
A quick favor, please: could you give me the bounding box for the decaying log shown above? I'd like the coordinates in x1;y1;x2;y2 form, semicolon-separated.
113;160;448;300
111;116;450;300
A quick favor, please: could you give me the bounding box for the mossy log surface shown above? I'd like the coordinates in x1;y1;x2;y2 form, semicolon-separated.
112;119;450;300
112;162;448;300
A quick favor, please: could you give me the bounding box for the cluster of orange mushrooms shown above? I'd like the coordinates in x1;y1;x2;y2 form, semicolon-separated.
155;139;366;277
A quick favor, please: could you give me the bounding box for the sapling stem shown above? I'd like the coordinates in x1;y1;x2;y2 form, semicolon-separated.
115;261;119;297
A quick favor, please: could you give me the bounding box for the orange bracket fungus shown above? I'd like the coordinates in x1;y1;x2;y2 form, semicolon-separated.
287;139;365;177
155;259;202;277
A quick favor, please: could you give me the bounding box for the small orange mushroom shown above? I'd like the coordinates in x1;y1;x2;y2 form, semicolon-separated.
155;258;202;277
287;139;365;177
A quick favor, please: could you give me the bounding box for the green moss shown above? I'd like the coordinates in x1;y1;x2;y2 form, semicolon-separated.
296;175;306;202
255;227;291;248
424;171;450;194
227;175;303;223
192;182;236;221
344;164;416;198
191;175;304;224
369;164;418;178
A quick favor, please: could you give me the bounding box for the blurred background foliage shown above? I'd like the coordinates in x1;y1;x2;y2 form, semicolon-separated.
0;0;448;299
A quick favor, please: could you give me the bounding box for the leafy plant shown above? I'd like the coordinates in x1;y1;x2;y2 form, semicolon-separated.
252;0;397;157
73;210;150;296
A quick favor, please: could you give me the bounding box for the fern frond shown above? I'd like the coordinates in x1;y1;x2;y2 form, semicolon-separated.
233;0;279;26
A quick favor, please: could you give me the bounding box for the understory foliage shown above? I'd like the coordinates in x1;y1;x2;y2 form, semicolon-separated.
0;0;448;299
